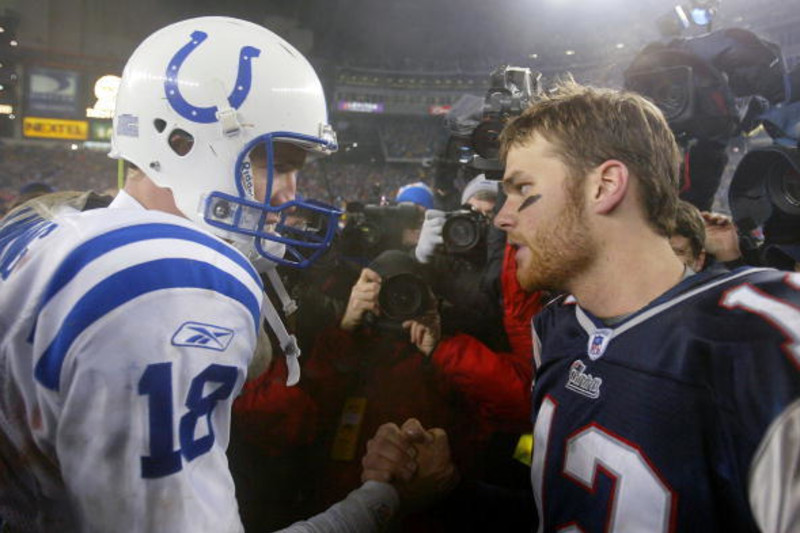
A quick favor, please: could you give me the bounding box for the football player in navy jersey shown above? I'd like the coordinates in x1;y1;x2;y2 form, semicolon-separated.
0;16;448;533
493;81;800;532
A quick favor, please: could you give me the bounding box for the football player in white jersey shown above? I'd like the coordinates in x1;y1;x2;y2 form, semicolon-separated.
0;17;450;532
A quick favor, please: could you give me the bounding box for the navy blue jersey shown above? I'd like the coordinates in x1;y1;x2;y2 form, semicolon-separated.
531;267;800;532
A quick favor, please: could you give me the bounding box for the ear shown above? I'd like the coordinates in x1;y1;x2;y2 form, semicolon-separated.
588;159;629;215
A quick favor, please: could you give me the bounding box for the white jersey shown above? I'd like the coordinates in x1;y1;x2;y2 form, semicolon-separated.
0;194;263;532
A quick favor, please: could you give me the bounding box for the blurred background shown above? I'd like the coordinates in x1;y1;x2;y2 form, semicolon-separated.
0;0;797;213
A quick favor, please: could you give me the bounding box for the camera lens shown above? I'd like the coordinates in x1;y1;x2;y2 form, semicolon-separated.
443;214;481;253
780;166;800;208
379;274;428;321
766;157;800;218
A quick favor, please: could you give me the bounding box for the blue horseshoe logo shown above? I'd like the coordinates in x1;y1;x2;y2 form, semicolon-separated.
164;30;261;124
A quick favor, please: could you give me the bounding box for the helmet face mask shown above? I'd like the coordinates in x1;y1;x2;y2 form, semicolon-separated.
111;16;340;269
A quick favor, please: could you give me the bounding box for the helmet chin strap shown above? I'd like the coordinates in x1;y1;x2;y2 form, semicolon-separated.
260;263;301;386
262;266;299;316
212;78;243;137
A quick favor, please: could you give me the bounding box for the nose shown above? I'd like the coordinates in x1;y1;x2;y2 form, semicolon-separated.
270;171;297;207
493;197;516;231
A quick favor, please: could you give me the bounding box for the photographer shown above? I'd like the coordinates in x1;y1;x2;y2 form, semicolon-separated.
297;250;484;532
415;174;509;348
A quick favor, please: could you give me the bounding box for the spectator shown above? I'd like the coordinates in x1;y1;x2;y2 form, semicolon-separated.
669;199;707;271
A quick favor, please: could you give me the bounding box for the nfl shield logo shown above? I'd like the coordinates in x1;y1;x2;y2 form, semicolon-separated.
587;328;613;360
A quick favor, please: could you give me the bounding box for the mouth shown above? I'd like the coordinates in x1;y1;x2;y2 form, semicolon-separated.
507;237;524;251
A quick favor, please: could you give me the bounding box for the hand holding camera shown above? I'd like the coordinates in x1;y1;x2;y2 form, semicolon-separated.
340;267;382;332
403;310;442;358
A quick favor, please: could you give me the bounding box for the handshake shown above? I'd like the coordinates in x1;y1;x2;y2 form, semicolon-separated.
361;418;459;511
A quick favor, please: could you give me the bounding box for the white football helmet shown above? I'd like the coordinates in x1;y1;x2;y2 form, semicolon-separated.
110;16;340;268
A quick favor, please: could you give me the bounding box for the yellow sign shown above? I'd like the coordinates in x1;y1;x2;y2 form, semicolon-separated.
24;117;88;140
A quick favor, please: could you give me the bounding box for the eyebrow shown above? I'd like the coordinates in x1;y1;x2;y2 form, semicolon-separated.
503;169;531;187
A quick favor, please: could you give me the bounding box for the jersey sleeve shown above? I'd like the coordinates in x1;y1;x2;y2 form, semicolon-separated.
748;399;800;533
716;271;800;530
30;221;263;532
277;481;399;533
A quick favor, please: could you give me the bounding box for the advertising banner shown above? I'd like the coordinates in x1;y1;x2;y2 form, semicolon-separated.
337;100;384;113
23;116;88;140
26;67;81;118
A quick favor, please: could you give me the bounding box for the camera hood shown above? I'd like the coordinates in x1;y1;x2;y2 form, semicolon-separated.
729;145;800;235
368;250;432;322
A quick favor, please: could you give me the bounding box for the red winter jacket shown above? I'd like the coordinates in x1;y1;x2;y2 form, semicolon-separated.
430;244;542;434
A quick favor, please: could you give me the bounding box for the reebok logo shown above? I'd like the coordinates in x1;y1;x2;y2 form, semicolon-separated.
172;321;234;352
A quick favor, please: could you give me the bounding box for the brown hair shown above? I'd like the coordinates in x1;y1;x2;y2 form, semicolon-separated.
673;199;706;260
499;80;681;235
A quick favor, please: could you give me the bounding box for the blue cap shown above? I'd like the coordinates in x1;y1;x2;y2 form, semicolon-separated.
395;182;433;210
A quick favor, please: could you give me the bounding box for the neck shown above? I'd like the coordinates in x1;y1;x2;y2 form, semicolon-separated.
568;224;686;319
123;172;185;218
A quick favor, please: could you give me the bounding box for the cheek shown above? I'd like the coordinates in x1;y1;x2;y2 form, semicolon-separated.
518;204;543;236
250;167;268;202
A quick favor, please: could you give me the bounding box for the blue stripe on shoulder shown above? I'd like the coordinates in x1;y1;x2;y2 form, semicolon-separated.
0;212;41;253
34;258;261;391
38;222;262;312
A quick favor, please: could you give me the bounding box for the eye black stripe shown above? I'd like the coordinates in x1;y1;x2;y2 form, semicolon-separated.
519;194;542;212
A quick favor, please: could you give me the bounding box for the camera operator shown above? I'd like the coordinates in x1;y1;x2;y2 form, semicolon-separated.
228;177;445;530
414;174;510;348
293;248;487;532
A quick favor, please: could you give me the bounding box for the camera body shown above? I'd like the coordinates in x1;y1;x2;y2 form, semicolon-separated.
624;28;788;144
728;99;800;268
340;203;424;259
367;250;433;327
442;208;491;256
444;65;541;181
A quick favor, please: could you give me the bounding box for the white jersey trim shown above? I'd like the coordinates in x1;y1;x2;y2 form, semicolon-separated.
572;268;770;356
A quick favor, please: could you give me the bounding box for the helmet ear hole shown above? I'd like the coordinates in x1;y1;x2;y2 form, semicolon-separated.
153;119;167;133
168;129;194;157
